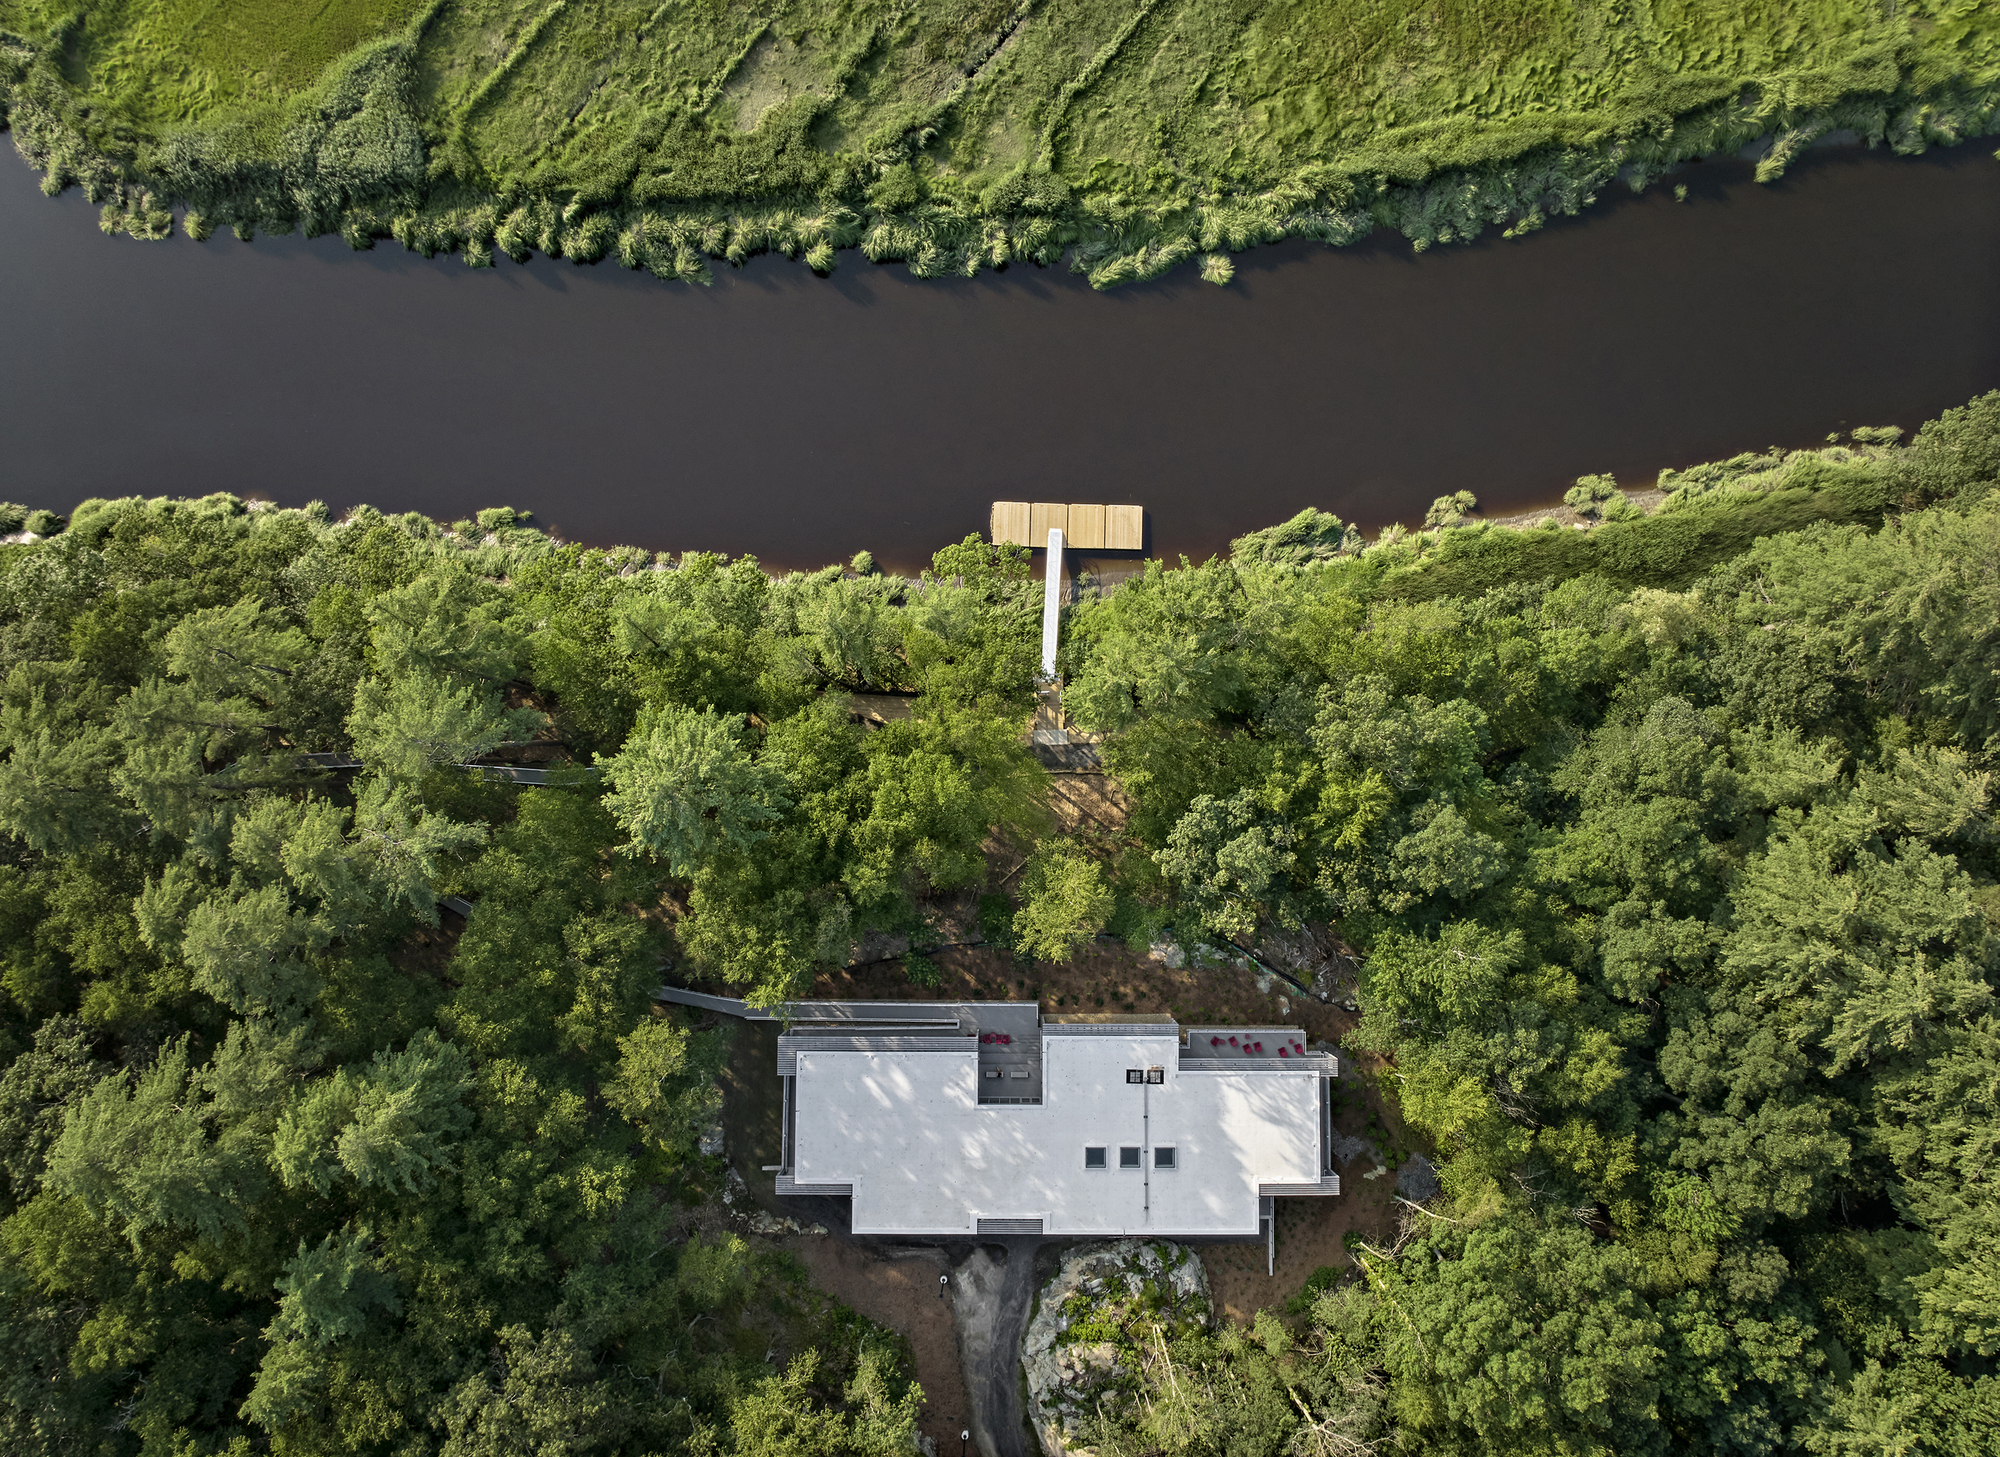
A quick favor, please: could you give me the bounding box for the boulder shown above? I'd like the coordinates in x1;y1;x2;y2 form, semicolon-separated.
1021;1240;1210;1457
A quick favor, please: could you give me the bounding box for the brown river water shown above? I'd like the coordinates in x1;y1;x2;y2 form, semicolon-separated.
1;144;1997;573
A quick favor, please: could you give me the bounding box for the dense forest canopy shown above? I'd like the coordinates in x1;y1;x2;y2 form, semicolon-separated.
0;393;1997;1456
1;0;1997;283
1049;399;2000;1455
0;501;1043;1453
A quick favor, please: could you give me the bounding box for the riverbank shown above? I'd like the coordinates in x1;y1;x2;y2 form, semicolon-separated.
5;141;1998;573
11;392;1983;615
3;1;1997;287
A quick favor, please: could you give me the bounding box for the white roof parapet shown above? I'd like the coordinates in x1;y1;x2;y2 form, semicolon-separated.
1043;1021;1177;1037
776;1032;966;1075
775;1176;853;1197
1180;1054;1339;1074
1259;1176;1343;1197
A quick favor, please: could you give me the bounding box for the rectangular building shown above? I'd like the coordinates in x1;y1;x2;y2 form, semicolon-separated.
774;1008;1339;1238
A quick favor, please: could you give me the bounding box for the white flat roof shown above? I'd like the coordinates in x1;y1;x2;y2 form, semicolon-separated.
791;1030;1328;1236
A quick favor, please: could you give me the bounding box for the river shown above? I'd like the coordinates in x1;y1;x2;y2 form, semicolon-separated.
1;144;1997;573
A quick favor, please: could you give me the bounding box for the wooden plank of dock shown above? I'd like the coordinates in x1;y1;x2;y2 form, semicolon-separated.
991;501;1144;550
990;500;1031;546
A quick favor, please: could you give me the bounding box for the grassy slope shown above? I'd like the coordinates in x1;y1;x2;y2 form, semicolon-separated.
1;0;1997;280
34;0;427;119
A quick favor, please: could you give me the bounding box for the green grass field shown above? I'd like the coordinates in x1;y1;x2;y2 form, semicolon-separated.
3;0;1998;280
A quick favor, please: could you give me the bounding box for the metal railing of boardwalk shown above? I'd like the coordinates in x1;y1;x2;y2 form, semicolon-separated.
299;751;591;786
654;988;993;1026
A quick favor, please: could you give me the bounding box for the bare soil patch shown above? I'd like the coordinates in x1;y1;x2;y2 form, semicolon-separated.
781;1236;972;1452
716;1017;788;1212
1199;1181;1397;1325
1043;771;1131;838
812;937;1358;1048
1202;1059;1425;1325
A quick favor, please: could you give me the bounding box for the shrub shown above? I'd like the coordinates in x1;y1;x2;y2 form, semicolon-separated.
1013;847;1115;963
977;892;1016;949
1563;474;1621;514
1424;491;1479;528
1232;508;1361;564
1285;1263;1346;1313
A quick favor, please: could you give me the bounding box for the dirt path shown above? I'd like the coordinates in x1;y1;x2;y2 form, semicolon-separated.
784;1236;972;1453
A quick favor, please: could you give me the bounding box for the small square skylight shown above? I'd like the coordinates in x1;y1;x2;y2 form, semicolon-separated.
1119;1146;1142;1169
1084;1146;1107;1169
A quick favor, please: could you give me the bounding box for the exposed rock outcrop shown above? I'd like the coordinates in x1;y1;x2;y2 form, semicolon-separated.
1021;1241;1210;1457
722;1167;827;1236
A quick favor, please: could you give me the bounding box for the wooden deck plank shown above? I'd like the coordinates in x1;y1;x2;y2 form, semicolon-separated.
990;500;1032;547
1066;502;1106;549
1106;504;1144;550
1029;502;1070;541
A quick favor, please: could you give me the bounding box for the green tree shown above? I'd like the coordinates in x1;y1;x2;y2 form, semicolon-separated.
598;702;790;875
1380;1216;1665;1456
0;1016;105;1206
1155;790;1296;942
348;672;541;781
1013;847;1115;963
43;1036;256;1245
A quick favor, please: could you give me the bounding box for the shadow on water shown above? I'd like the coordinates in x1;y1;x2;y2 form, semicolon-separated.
0;143;1996;572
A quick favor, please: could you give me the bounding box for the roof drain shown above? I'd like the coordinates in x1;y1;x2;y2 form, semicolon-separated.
1143;1082;1150;1224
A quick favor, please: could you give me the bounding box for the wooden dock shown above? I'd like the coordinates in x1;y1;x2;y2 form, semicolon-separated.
991;501;1143;550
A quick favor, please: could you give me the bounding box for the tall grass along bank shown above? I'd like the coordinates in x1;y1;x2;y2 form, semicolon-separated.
1;0;1997;286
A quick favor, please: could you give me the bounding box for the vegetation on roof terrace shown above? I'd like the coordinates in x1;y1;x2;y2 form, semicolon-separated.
1;0;1997;284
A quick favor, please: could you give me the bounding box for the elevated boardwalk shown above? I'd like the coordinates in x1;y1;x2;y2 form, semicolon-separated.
992;501;1143;551
299;751;589;786
652;988;973;1024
